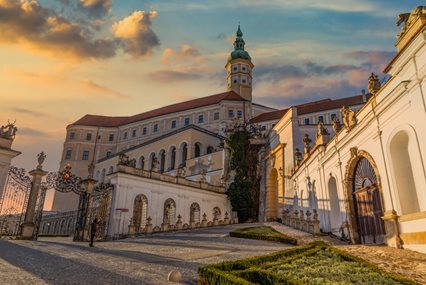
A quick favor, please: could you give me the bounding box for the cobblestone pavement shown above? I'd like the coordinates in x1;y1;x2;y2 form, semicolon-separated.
0;223;290;285
268;222;426;285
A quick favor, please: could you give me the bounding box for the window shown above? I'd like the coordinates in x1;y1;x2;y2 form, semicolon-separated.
233;67;237;71
237;110;243;119
142;127;147;135
69;132;75;140
304;118;310;125
171;120;177;129
331;113;337;120
213;112;220;120
228;110;234;118
242;66;246;71
233;79;237;83
97;135;101;140
65;149;72;160
242;79;246;83
132;130;136;137
123;132;128;140
82;151;89;161
86;133;92;141
153;124;158;133
184;118;190;126
106;151;112;158
198;115;204;124
318;116;324;123
109;134;114;142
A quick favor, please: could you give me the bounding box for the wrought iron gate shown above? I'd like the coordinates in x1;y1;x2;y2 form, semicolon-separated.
0;167;31;237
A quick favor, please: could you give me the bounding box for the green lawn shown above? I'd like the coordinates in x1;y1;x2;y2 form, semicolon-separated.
229;226;298;245
198;241;418;285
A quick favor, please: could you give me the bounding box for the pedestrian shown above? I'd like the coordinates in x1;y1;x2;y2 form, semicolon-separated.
89;218;98;247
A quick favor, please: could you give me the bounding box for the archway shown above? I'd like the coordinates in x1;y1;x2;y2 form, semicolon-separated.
133;194;148;233
328;176;341;233
159;150;166;173
169;146;176;170
266;168;278;221
179;142;188;167
139;156;145;170
346;154;385;244
194;143;202;158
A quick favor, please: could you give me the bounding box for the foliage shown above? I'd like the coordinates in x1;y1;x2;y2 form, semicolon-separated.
229;226;297;245
198;241;418;285
226;126;261;222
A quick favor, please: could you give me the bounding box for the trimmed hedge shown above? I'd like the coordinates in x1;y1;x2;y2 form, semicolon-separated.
229;226;297;245
198;241;419;285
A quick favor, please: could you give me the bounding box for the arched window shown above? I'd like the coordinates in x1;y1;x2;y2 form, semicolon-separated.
159;150;166;173
169;146;176;170
133;194;148;233
213;207;221;220
194;143;201;158
206;146;214;154
180;143;188;167
108;166;114;174
190;203;200;223
149;152;156;170
328;176;341;233
390;131;420;214
139;156;145;170
163;198;176;225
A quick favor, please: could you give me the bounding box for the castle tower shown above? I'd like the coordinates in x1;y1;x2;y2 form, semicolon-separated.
225;25;254;101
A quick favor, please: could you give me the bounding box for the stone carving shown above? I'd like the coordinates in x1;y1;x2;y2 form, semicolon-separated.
396;13;410;38
368;73;381;94
316;122;329;137
294;148;303;165
0;120;18;139
303;134;312;154
152;156;159;172
199;169;207;183
396;7;426;39
88;162;95;178
118;153;136;168
315;122;330;145
332;116;342;133
36;152;46;170
177;166;186;177
340;106;357;131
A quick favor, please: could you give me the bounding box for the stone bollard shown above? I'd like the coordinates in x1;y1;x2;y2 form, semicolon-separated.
145;216;153;234
299;210;305;231
232;211;239;224
176;214;183;230
128;218;136;238
285;209;291;225
306;210;313;234
161;221;169;232
224;212;229;224
313;209;321;235
168;270;182;283
190;220;196;229
201;213;208;228
294;210;300;229
213;217;219;226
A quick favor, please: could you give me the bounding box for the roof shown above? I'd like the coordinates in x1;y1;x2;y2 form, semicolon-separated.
250;94;371;123
97;124;225;163
71;91;247;128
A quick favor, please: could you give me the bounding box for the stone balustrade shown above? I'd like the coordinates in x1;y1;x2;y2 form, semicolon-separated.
281;208;320;235
128;211;238;237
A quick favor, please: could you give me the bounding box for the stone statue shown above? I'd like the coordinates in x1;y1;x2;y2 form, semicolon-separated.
332;116;342;133
316;122;329;138
303;134;312;154
199;169;207;183
0;120;18;139
294;148;302;165
88;162;95;178
118;153;136;168
152;156;159;172
37;152;46;170
368;73;381;95
396;7;426;39
340;106;357;131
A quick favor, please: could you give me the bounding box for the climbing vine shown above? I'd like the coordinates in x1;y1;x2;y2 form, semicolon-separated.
226;124;262;222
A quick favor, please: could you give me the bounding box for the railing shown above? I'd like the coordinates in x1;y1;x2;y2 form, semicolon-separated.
281;208;321;235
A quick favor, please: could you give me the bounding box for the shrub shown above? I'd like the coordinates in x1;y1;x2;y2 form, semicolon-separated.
229;226;297;245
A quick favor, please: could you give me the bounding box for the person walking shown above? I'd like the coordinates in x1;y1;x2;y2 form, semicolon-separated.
89;218;98;247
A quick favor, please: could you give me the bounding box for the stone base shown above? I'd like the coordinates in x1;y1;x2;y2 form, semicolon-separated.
20;222;34;239
382;210;403;249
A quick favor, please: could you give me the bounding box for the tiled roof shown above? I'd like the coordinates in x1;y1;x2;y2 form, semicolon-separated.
250;94;371;123
71;91;247;127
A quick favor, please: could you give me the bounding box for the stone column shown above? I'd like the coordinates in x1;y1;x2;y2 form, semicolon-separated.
21;156;47;239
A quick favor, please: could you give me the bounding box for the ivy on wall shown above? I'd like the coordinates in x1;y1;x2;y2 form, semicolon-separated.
226;128;261;222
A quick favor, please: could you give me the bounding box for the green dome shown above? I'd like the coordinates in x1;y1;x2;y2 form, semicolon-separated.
228;24;251;62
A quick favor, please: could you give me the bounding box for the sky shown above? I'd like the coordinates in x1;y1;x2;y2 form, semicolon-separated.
0;0;424;174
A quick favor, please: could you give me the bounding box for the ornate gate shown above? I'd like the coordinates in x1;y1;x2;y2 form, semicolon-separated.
86;186;113;240
353;158;385;244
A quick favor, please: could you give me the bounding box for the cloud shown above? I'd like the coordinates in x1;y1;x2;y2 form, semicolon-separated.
81;80;131;99
0;0;116;59
19;127;50;137
215;32;234;44
79;0;112;18
161;44;201;63
112;11;160;58
12;108;47;117
346;50;395;71
148;70;202;82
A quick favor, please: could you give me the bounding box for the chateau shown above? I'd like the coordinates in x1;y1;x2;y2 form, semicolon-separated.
44;7;426;252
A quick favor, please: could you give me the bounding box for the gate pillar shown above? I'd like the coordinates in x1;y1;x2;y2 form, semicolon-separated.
21;153;47;239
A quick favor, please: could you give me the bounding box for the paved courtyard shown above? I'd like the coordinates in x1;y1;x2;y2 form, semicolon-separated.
0;224;289;285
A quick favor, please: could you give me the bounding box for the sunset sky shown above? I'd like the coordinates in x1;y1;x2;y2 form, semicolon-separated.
1;0;424;174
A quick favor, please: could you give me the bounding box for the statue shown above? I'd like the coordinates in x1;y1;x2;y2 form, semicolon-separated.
316;122;329;138
0;120;18;139
294;148;302;166
368;73;381;95
199;169;207;183
302;134;312;154
88;162;95;178
340;106;357;131
37;152;46;170
332;116;342;133
152;156;159;172
118;153;136;168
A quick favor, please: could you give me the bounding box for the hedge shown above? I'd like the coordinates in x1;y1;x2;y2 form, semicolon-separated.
198;241;419;285
229;226;297;245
